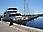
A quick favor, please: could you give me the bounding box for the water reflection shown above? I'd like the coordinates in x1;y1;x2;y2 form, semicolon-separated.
26;17;43;29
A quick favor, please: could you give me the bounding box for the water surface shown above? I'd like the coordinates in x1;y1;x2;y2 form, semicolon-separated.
26;17;43;29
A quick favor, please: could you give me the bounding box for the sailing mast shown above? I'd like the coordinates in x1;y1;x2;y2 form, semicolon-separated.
24;0;26;15
26;0;30;15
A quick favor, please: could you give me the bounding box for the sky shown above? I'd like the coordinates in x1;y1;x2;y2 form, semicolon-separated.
0;0;43;15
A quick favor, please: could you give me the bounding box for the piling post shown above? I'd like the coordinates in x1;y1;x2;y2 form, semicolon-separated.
9;19;13;26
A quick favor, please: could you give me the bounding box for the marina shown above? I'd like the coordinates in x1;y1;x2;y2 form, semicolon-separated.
0;0;43;32
0;7;43;32
2;7;43;25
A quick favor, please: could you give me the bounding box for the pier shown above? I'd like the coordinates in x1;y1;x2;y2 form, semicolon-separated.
0;21;43;32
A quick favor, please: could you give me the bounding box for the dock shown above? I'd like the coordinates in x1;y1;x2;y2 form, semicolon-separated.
0;21;43;32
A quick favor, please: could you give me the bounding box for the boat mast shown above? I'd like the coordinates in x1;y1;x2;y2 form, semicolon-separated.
24;0;26;15
26;0;30;15
27;2;28;15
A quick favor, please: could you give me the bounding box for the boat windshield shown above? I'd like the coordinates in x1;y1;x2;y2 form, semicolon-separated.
9;14;21;17
8;8;17;10
8;11;17;13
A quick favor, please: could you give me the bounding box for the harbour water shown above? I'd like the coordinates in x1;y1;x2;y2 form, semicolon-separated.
26;17;43;29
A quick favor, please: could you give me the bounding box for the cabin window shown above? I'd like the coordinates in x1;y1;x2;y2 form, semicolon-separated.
4;15;5;17
16;14;21;16
4;12;6;14
9;15;11;17
8;11;17;13
8;8;17;10
9;14;15;17
9;14;21;17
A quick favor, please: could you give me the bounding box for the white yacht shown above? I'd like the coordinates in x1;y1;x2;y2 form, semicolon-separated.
3;7;22;21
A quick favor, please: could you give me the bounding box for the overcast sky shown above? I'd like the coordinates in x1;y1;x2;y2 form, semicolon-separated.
0;0;43;15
